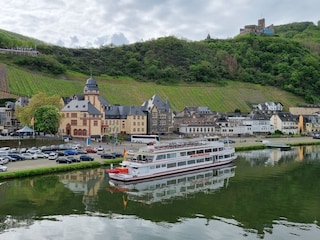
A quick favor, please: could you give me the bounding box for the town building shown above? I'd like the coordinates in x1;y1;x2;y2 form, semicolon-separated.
59;76;147;142
270;112;299;134
141;95;173;135
173;106;216;134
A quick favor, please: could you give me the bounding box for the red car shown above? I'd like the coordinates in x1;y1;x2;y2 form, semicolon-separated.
85;148;97;153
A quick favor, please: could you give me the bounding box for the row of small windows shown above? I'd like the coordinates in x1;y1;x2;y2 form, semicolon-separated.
73;129;88;136
155;148;223;160
150;154;233;170
133;116;145;120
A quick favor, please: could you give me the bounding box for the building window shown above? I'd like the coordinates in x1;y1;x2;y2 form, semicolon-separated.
83;119;87;126
71;113;77;118
71;120;77;126
94;120;98;126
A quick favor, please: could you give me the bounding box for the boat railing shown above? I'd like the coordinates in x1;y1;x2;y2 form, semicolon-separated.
153;140;207;151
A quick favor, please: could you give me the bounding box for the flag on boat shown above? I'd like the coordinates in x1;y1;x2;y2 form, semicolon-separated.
123;148;127;160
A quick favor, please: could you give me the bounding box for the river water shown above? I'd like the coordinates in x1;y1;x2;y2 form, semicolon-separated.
0;145;320;240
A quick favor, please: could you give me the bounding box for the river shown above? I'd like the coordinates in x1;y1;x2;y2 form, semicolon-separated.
0;145;320;240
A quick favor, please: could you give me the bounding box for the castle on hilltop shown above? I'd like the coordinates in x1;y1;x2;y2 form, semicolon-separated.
239;18;274;36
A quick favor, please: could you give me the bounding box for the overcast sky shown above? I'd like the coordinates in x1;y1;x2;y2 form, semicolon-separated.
1;0;319;48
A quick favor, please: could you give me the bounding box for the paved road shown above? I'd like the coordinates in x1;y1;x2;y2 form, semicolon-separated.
3;136;320;173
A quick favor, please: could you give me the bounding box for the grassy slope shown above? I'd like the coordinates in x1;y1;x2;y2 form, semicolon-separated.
6;65;306;112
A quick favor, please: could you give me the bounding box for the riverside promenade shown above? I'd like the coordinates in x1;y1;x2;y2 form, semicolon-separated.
2;136;320;173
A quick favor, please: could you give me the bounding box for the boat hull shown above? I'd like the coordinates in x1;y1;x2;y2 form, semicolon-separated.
107;157;236;182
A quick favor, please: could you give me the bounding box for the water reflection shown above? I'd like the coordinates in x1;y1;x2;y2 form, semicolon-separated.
107;163;236;205
59;168;105;211
238;145;320;166
1;146;320;239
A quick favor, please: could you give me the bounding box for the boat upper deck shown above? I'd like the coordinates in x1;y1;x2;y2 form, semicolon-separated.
136;137;225;154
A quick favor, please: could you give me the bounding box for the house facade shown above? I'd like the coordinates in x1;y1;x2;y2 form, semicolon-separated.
141;95;173;135
270;112;299;134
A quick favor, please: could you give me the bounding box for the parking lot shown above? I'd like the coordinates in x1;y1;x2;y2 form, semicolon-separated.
0;140;141;172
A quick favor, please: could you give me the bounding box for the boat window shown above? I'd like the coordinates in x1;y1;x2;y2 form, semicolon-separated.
197;158;204;163
188;159;195;164
197;174;204;179
187;151;195;156
196;150;204;154
156;154;166;160
161;164;166;168
212;148;217;152
219;147;223;151
167;163;176;168
178;161;186;166
167;153;177;158
187;176;195;181
205;148;212;153
205;157;211;162
218;155;223;159
180;152;186;157
178;177;186;183
167;179;176;185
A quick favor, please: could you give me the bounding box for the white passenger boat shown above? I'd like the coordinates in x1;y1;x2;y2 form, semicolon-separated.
108;163;236;204
106;135;237;182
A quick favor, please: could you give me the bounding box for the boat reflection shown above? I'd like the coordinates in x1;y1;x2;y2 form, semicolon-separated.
108;163;236;204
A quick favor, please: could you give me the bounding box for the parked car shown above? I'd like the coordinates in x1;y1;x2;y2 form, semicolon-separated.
110;152;124;158
56;157;72;164
21;153;37;160
0;165;7;172
48;152;58;160
1;155;16;162
100;153;116;159
64;149;78;155
85;148;97;153
95;146;104;152
56;151;66;156
79;155;94;161
66;156;81;162
0;157;9;165
19;147;27;153
34;152;49;158
8;153;25;161
77;149;87;154
27;147;41;154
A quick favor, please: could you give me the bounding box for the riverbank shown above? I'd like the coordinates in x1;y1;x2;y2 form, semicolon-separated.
1;136;320;180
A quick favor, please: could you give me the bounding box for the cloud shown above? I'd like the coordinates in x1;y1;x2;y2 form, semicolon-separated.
0;0;319;48
111;33;129;46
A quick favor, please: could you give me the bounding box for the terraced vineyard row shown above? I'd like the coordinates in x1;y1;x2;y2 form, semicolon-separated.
7;66;83;96
6;65;306;112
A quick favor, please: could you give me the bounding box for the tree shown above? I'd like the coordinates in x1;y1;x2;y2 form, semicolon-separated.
15;92;62;126
34;105;61;134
